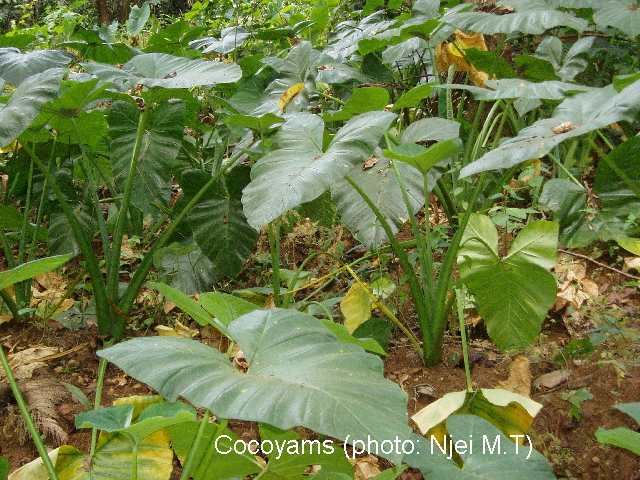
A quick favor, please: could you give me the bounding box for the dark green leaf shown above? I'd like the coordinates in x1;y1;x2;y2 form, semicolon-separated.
0;254;73;291
323;87;389;122
154;241;222;295
110;100;185;219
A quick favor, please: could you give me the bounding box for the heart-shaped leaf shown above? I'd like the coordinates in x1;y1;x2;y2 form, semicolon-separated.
109;100;185;219
331;154;425;248
458;215;558;351
460;81;640;178
243;111;396;229
82;53;241;91
99;308;411;463
0;48;74;86
0;67;66;148
190;26;250;54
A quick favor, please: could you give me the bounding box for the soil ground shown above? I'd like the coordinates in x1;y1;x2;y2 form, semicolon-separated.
0;241;639;479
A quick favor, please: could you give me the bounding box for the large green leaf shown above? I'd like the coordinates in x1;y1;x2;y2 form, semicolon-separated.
76;401;196;444
458;215;558;351
0;48;74;86
82;53;241;91
592;136;640;239
153;241;222;295
181;167;257;278
127;2;151;36
166;421;262;480
405;415;557;480
533;36;594;82
243;111;396;229
322;87;389;122
62;27;134;64
0;254;72;291
445;8;588;35
35;79;111;147
439;79;592;102
540;138;640;247
148;281;223;331
48;202;97;256
99;308;411;463
198;292;259;327
593;0;640;37
190;26;250;54
538;179;596;247
331;155;424;248
460;81;640;177
401;117;460;144
0;68;65;148
385;139;463;174
109;100;185;219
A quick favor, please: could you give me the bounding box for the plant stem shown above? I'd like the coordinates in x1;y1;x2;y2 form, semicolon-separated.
0;344;60;480
23;144;113;337
90;355;110;456
315;90;346;106
195;419;230;478
456;288;473;392
179;410;212;480
0;289;19;319
268;221;282;307
107;107;150;323
130;438;139;480
344;175;430;340
426;172;487;366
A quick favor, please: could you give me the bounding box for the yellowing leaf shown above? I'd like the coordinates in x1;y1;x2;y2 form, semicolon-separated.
616;235;640;255
340;282;372;334
0;313;12;326
155;320;198;338
625;256;640;271
278;83;305;112
435;30;490;87
412;388;542;448
0;140;21;154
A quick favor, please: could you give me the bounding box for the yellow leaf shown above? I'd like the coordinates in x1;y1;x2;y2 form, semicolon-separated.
435;30;490;87
412;388;542;449
278;83;305;112
155;320;198;338
340;283;372;334
0;140;21;154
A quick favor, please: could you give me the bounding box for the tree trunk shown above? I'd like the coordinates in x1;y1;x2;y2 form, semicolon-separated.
96;0;110;24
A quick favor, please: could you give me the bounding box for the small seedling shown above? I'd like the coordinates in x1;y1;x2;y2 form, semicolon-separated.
561;388;593;421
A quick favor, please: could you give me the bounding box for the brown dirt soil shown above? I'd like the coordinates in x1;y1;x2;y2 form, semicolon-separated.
0;277;639;479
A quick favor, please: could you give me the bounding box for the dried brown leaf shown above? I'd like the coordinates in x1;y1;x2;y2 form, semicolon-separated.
533;370;571;389
495;355;531;397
